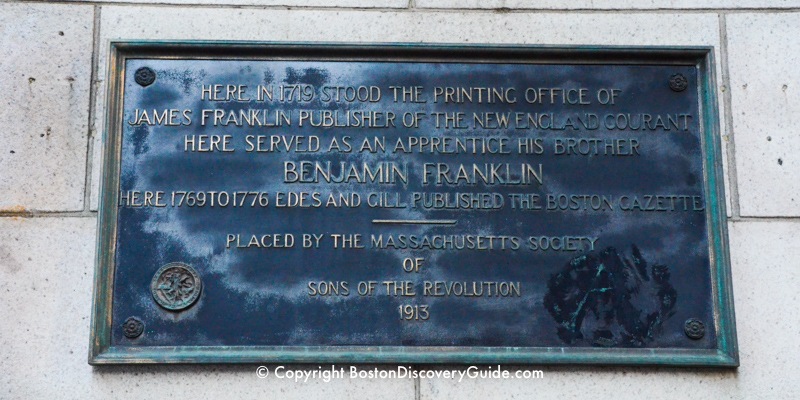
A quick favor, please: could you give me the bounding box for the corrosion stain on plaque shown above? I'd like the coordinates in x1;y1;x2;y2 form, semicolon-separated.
544;245;677;347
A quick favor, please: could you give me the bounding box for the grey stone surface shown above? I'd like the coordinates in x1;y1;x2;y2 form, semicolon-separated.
726;221;800;399
0;217;97;398
91;8;730;214
61;0;407;5
0;216;415;399
0;3;93;212
727;13;800;216
417;0;800;9
420;220;800;399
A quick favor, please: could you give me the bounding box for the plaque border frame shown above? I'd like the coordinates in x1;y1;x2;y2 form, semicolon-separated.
89;41;738;367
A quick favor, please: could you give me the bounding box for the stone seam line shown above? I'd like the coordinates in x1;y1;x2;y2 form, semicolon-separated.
3;1;800;12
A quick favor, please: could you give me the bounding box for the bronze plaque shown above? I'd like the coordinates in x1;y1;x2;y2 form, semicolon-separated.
90;43;737;366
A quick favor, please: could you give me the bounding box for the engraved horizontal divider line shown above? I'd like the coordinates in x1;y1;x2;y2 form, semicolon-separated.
373;219;457;225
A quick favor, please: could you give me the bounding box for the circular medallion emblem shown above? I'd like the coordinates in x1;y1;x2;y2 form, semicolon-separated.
669;73;688;92
122;317;144;339
134;67;156;87
150;262;202;311
684;318;705;340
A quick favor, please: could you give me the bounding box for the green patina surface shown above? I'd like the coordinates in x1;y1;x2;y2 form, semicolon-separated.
89;42;737;366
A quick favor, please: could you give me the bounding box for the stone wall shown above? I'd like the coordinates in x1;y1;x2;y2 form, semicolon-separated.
1;1;798;398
